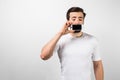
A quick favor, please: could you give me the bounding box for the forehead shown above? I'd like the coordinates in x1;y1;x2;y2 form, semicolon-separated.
69;12;84;18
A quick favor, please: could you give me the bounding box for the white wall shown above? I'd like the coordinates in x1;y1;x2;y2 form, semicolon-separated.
0;0;120;80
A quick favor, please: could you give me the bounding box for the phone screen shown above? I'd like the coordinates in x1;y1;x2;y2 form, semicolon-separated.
72;24;82;33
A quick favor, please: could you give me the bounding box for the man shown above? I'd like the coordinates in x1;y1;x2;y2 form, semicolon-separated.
40;7;104;80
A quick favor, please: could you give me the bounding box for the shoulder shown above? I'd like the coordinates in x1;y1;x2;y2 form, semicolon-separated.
60;34;72;41
83;32;96;39
57;34;71;45
83;32;99;44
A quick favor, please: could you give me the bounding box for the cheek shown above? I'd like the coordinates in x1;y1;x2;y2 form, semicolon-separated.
80;19;84;24
81;20;84;24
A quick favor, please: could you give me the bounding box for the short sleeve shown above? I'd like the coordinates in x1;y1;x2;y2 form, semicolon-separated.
53;38;62;54
92;38;102;61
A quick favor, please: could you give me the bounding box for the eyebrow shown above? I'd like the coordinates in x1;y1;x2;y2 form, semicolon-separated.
79;17;83;18
72;16;83;18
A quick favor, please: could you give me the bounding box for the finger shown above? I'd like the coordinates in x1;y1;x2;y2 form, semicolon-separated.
68;22;72;27
68;21;72;26
67;30;75;33
66;21;72;27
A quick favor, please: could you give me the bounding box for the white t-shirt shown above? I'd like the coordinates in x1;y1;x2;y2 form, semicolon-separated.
56;32;101;80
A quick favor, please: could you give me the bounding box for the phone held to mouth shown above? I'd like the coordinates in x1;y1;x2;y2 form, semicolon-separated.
70;24;82;33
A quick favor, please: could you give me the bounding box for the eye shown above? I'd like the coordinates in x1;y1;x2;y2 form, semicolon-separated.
79;19;82;21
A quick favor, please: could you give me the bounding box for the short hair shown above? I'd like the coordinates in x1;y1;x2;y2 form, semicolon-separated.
66;7;86;20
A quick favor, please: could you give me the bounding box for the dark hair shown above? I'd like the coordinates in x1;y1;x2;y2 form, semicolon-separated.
66;7;86;20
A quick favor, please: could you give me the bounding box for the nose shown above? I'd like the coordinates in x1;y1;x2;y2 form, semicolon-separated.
73;19;80;24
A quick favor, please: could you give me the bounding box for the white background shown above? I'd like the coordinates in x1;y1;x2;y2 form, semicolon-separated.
0;0;120;80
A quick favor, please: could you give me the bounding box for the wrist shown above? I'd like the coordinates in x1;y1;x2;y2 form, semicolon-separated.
58;31;64;36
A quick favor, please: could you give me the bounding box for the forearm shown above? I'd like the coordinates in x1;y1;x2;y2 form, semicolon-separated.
40;32;62;60
40;21;73;60
94;67;104;80
94;61;104;80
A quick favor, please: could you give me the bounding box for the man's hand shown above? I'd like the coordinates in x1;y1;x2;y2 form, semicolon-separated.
59;21;74;35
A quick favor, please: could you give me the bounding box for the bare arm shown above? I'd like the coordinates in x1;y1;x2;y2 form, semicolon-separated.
40;22;74;60
93;60;104;80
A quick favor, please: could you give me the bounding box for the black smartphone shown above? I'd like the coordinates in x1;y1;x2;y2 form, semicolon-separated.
71;24;82;33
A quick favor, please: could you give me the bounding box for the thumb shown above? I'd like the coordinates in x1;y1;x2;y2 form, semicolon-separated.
68;30;75;33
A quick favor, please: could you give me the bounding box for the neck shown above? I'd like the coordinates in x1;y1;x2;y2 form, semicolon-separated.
70;31;83;38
